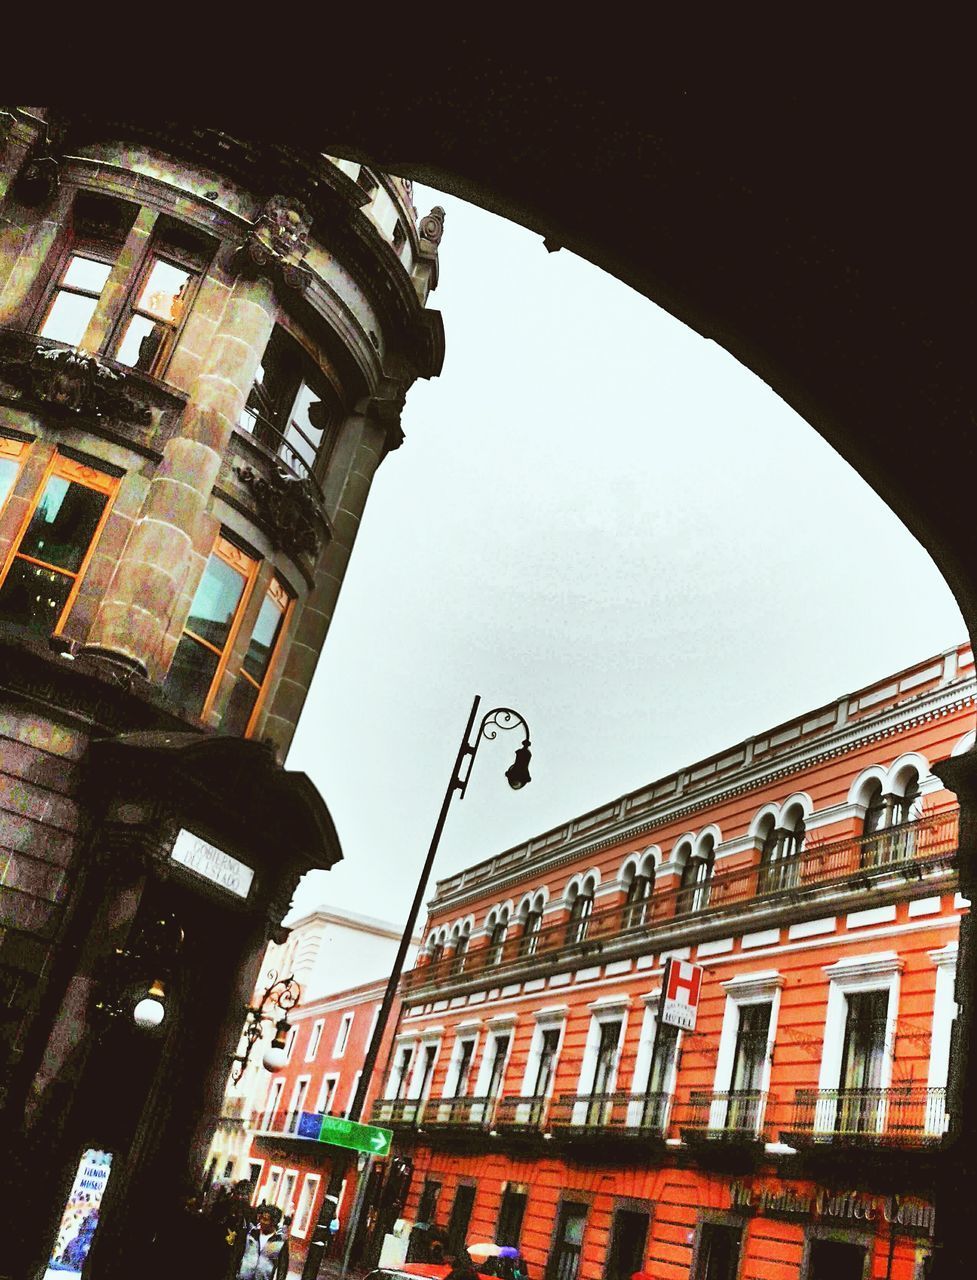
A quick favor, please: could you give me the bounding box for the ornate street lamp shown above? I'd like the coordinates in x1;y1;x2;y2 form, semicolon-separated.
302;696;532;1280
230;969;302;1083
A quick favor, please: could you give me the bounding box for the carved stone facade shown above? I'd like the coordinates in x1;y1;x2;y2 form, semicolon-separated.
0;107;444;1280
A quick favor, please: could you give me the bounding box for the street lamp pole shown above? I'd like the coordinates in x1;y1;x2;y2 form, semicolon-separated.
301;696;532;1280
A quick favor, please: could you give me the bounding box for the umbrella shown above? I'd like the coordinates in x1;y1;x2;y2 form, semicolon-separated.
468;1244;504;1259
499;1248;520;1259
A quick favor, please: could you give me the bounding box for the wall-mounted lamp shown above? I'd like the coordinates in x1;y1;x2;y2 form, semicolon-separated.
230;970;301;1083
94;915;183;1032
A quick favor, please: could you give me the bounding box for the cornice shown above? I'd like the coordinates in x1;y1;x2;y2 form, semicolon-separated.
430;672;975;916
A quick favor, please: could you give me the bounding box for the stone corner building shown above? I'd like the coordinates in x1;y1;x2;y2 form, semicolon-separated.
0;107;444;1277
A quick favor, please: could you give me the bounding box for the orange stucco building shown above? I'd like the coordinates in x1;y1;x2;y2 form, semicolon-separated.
365;644;974;1280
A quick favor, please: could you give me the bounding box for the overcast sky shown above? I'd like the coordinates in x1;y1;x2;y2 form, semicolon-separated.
285;182;966;932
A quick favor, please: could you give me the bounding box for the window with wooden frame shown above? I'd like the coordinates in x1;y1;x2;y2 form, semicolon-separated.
221;575;293;737
0;437;30;514
36;193;138;348
0;453;118;636
238;326;342;483
110;218;213;377
162;535;258;720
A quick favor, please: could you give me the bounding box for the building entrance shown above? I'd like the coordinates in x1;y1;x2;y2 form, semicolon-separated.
546;1201;588;1280
604;1208;649;1280
694;1223;742;1280
807;1238;866;1280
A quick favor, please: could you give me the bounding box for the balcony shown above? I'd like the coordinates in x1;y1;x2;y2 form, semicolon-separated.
423;1095;497;1129
678;1090;771;1144
371;1098;425;1129
250;1108;327;1140
547;1091;671;1136
784;1086;948;1148
405;809;958;997
493;1095;550;1132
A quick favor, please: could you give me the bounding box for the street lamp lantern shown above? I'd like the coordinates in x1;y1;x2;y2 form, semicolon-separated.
506;742;532;790
230;970;301;1083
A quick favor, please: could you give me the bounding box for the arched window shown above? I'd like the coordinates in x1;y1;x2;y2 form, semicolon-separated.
623;856;655;929
429;937;445;966
679;837;714;914
520;896;545;957
488;910;509;965
566;877;596;944
451;924;471;975
758;809;804;894
861;767;924;867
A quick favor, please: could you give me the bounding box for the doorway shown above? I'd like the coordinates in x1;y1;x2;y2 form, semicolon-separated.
546;1200;589;1280
693;1222;742;1280
447;1184;477;1257
807;1239;867;1280
605;1207;650;1280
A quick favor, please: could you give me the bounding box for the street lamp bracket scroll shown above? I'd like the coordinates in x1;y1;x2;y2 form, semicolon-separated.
230;968;301;1083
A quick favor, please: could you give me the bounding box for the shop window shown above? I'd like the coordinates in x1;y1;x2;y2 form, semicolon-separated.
221;575;293;737
36;193;138;347
239;326;341;482
0;454;117;635
163;535;258;720
693;1221;742;1280
546;1201;588;1280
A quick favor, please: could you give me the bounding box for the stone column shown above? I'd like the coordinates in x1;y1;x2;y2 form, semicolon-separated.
84;274;277;677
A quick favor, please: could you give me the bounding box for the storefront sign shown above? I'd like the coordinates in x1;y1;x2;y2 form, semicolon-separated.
660;958;704;1031
170;829;254;898
728;1179;934;1236
45;1149;113;1279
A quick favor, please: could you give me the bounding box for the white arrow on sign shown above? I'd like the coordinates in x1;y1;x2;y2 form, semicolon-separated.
371;1132;388;1151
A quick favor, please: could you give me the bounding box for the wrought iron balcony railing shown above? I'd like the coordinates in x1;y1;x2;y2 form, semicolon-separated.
786;1086;948;1145
424;1095;497;1128
371;1098;425;1128
547;1090;672;1135
406;809;958;994
492;1094;551;1131
250;1108;327;1139
678;1090;771;1140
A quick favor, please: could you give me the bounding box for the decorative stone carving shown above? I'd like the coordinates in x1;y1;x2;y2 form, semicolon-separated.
233;464;323;560
15;152;60;205
361;376;408;452
0;341;152;425
231;194;314;295
418;206;446;246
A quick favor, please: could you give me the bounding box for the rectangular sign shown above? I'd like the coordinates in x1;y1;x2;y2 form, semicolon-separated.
170;829;254;899
660;957;704;1031
45;1149;113;1279
318;1114;393;1157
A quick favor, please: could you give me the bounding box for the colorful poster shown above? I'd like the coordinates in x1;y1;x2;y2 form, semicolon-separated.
45;1149;113;1279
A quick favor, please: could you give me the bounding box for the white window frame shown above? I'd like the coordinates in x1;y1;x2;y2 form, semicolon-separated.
284;1025;298;1064
711;970;784;1133
261;1078;285;1130
627;988;681;1129
385;1037;417;1100
315;1072;339;1114
345;1071;362;1117
573;996;628;1125
263;1165;283;1205
292;1172;321;1238
816;951;903;1134
248;1160;264;1198
927;941;957;1133
407;1032;444;1119
306;1019;324;1062
280;1168;298;1214
333;1012;355;1058
443;1023;482;1098
517;1007;567;1125
287;1075;311;1132
472;1016;516;1123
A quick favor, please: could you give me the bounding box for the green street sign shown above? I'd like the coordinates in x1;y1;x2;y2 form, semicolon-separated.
317;1114;393;1157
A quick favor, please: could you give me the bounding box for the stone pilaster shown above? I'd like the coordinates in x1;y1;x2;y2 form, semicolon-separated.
84;275;278;677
